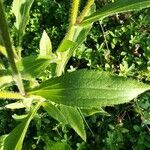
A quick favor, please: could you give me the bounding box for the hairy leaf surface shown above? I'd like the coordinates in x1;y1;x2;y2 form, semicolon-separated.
81;0;150;26
29;70;150;108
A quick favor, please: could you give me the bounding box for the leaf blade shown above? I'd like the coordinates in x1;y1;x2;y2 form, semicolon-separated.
80;0;150;26
28;70;150;108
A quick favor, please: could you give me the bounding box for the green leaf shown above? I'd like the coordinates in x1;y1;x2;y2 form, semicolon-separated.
0;69;13;88
5;102;25;109
29;70;150;108
0;102;42;150
40;30;52;56
59;105;86;141
43;102;86;141
12;0;34;42
17;55;51;79
80;0;150;26
42;102;67;124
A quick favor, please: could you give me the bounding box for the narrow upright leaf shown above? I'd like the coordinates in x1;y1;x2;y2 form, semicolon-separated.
29;70;150;108
12;0;34;41
40;30;52;56
0;102;42;150
80;0;150;26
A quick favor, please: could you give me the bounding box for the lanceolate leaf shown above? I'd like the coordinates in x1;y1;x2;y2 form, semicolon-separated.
1;102;42;150
43;102;86;141
40;30;52;56
59;105;86;141
80;0;150;26
12;0;34;42
17;55;51;79
29;70;150;108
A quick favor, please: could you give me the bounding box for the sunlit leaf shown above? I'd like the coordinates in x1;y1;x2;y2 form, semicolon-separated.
12;0;34;42
80;0;150;26
40;30;52;56
5;102;25;109
29;70;150;108
0;102;42;150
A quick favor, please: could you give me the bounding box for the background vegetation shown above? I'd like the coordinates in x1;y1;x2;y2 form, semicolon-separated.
0;0;150;149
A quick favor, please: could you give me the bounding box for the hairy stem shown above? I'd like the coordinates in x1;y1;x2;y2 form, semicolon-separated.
76;0;94;24
56;0;80;76
0;91;24;100
0;1;25;95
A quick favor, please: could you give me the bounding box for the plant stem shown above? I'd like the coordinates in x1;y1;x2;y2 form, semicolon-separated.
0;1;25;95
0;91;24;100
76;0;94;24
56;0;80;76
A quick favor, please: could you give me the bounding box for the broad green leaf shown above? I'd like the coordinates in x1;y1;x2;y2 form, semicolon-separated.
12;0;34;42
0;69;13;88
29;70;150;108
59;105;86;141
43;102;86;140
17;55;51;79
40;30;52;56
1;102;42;150
81;107;110;116
81;0;150;26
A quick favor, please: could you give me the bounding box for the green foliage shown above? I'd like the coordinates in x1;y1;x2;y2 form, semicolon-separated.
81;0;150;26
0;102;42;150
12;0;34;47
39;30;52;56
29;70;150;107
16;55;52;79
0;0;150;149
